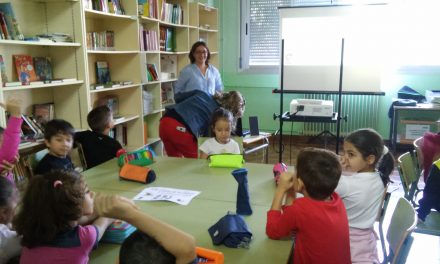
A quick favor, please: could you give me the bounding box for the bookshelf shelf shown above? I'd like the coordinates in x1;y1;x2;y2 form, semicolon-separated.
3;81;84;91
114;114;140;126
140;16;160;23
87;50;139;54
89;83;140;93
84;9;135;20
159;21;187;28
0;40;81;47
160;78;178;83
143;81;161;85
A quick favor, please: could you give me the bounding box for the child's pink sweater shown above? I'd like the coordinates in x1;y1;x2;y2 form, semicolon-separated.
0;116;22;183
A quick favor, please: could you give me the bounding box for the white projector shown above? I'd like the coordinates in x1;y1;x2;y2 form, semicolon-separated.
290;99;334;117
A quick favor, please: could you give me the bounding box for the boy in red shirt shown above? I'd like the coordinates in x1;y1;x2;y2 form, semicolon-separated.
266;147;351;264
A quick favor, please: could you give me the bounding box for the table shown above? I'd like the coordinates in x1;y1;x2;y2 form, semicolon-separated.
390;104;440;153
243;133;271;163
86;157;291;263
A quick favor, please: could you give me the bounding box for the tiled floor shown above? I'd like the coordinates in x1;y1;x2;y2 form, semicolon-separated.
245;135;440;264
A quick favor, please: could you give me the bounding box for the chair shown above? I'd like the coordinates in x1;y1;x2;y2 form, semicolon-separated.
413;136;424;181
71;142;88;172
377;188;391;263
397;152;422;207
381;197;417;264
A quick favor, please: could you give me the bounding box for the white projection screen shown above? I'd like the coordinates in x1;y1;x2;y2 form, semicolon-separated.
279;4;440;94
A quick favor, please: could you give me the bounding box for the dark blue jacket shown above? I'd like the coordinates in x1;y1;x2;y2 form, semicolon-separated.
166;90;219;137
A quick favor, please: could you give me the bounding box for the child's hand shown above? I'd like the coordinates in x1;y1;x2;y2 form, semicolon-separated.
0;155;19;177
277;172;294;192
0;99;22;117
94;193;139;219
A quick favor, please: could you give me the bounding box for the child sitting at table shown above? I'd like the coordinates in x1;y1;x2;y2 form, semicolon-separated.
0;99;23;183
75;105;122;169
336;128;394;263
417;158;440;222
199;107;240;159
93;194;197;264
0;176;21;263
266;147;350;264
13;170;114;263
34;119;75;175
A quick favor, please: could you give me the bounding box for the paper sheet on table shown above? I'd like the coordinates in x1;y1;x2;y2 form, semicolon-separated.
133;187;201;206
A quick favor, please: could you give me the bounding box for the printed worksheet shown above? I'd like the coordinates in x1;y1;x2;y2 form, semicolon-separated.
133;187;201;206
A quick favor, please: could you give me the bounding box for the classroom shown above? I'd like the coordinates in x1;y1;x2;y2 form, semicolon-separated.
0;0;440;263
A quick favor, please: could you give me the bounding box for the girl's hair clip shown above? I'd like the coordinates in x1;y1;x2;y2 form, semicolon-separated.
53;180;63;188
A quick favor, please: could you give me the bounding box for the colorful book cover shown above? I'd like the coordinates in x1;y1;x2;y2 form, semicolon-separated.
0;55;8;84
33;57;53;81
0;3;24;40
33;103;53;125
95;61;111;84
13;55;37;84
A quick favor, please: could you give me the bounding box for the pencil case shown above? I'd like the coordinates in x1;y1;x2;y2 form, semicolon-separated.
117;148;154;167
208;154;244;168
196;247;224;264
119;163;156;184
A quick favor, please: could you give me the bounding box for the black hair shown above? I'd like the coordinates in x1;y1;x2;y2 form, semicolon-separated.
210;107;234;136
296;147;342;200
0;176;15;207
188;41;210;64
345;128;394;187
43;119;75;141
87;105;112;133
119;230;175;264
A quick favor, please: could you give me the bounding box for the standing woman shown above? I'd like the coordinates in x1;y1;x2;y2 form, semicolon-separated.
173;41;223;96
159;90;245;158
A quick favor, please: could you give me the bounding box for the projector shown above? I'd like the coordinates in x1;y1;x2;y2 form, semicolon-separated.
290;99;334;117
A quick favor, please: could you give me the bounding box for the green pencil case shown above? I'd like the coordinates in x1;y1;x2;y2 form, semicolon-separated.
208;154;244;168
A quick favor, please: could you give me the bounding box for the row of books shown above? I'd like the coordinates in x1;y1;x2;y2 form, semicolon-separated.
138;0;159;18
91;80;133;90
140;28;158;51
86;30;115;51
146;63;159;82
109;124;127;146
160;2;183;25
20;102;55;140
84;0;125;15
0;3;24;41
0;54;54;85
159;26;175;52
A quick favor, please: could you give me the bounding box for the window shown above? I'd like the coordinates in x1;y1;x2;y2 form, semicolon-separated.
240;0;388;70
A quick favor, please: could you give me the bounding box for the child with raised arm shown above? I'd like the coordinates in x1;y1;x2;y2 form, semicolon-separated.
13;170;114;264
336;128;394;263
199;107;240;159
0;99;23;183
75;105;122;169
266;147;351;264
0;177;21;263
35;119;75;175
94;194;197;264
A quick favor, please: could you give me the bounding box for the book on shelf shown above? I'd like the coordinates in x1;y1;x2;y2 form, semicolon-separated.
0;55;8;84
0;3;24;40
161;82;174;105
159;26;175;52
33;103;54;125
111;124;127;146
13;54;37;85
36;33;72;43
4;81;21;87
146;64;159;81
33;57;53;81
96;61;111;85
87;31;115;51
21;114;43;139
138;0;158;18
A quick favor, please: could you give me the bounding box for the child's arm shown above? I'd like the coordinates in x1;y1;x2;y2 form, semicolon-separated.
0;100;23;165
199;151;209;159
94;194;196;264
92;216;114;241
270;172;294;211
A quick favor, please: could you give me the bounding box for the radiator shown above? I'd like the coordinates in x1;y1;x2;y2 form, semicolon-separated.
302;94;380;137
